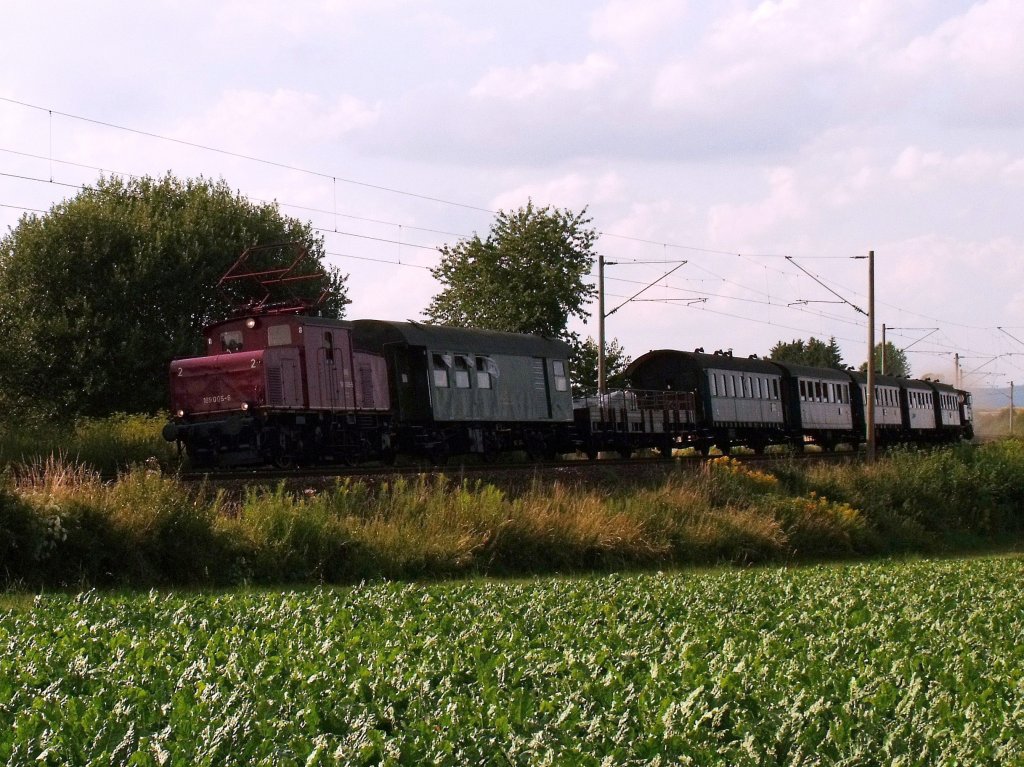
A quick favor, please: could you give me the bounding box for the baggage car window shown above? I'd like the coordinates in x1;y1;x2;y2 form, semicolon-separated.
476;357;493;390
432;354;450;387
552;360;568;392
453;356;471;388
220;330;243;353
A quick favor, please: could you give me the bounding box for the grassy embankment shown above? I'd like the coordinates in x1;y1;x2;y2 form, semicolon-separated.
1;413;1022;588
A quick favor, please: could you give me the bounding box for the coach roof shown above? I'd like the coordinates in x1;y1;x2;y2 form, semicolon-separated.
350;319;572;358
768;361;852;382
626;349;782;378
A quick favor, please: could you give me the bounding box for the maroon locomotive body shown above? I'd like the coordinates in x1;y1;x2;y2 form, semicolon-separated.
165;314;391;467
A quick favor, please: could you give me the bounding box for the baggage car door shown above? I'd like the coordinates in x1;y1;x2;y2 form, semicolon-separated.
386;344;432;422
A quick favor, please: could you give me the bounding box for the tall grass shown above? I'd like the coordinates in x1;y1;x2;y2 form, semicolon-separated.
2;442;1023;589
0;413;177;476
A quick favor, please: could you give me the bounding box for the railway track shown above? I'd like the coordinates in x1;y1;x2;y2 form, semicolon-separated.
179;448;859;491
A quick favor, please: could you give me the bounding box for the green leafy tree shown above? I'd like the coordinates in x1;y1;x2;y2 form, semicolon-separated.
769;337;845;369
0;173;349;420
426;201;597;341
569;337;631;397
859;342;910;377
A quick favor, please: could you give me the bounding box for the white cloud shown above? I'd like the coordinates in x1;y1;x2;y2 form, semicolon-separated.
589;0;687;49
490;172;624;213
470;54;618;101
707;167;806;245
175;89;379;153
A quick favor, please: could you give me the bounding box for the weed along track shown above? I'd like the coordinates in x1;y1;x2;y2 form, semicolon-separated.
2;440;1015;589
179;449;857;493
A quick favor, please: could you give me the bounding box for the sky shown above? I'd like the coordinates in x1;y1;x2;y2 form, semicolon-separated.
2;0;1023;396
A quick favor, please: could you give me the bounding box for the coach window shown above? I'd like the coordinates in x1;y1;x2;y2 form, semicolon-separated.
453;355;471;388
552;360;569;392
476;357;493;389
432;354;450;387
726;375;735;397
799;380;806;401
772;379;780;399
709;374;718;396
740;376;749;398
220;330;243;353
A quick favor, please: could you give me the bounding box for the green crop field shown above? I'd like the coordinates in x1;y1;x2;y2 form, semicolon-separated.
2;556;1022;765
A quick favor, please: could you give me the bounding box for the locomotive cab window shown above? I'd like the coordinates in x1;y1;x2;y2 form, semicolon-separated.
432;354;450;387
220;330;244;353
453;355;471;389
552;360;568;392
323;332;334;363
268;324;292;347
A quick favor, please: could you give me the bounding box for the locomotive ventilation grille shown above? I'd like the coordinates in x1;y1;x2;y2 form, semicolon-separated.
358;365;374;408
267;367;284;405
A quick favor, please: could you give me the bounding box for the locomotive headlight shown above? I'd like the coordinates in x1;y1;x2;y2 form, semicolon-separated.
176;409;185;418
245;318;257;329
241;402;250;411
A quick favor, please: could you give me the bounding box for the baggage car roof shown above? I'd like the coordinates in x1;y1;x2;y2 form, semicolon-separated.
351;319;573;358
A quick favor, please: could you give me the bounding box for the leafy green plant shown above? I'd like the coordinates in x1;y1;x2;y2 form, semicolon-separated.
1;557;1021;764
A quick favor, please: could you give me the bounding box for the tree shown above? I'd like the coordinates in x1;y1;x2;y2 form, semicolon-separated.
425;201;597;342
0;173;349;420
768;337;845;369
569;337;631;398
859;342;910;377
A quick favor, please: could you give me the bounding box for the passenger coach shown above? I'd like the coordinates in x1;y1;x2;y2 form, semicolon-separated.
626;349;786;454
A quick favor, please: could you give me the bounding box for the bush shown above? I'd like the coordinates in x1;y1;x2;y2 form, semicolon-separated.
2;443;1024;589
0;413;179;476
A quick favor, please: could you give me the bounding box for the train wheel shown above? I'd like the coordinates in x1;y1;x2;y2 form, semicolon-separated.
617;445;633;459
659;443;674;459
